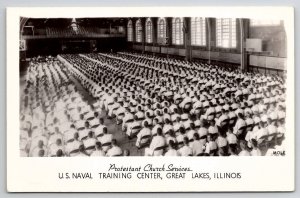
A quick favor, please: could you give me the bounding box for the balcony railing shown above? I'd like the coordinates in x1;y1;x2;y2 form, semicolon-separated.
21;26;126;39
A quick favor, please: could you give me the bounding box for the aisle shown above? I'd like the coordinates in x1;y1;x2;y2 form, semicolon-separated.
69;74;142;156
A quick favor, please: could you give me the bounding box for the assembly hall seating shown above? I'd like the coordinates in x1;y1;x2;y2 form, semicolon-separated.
19;52;286;157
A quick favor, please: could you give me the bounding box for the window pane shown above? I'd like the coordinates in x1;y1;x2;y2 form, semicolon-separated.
157;18;166;44
136;20;142;42
127;20;133;41
146;19;152;43
172;18;183;45
216;18;237;48
191;17;206;46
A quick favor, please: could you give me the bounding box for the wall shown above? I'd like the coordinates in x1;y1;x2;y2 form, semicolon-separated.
128;18;242;64
192;50;241;64
248;22;287;71
127;18;287;72
131;44;241;64
249;55;286;70
249;24;286;57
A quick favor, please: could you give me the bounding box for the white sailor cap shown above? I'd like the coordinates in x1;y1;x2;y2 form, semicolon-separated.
253;116;261;125
261;115;269;123
223;104;230;111
208;126;218;134
217;137;228;148
75;120;86;129
181;113;189;121
263;98;270;104
89;119;100;128
218;98;225;105
247;100;254;107
117;97;124;103
194;120;201;128
84;138;96;148
45;101;50;107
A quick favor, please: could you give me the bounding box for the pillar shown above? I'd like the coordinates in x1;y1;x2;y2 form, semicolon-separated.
184;17;192;61
239;18;249;72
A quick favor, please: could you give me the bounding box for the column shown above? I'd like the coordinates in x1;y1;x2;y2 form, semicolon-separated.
152;17;158;54
206;18;213;64
141;18;146;53
165;17;172;58
239;18;249;71
184;17;192;61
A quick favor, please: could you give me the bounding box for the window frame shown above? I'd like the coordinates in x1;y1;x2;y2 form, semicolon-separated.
157;18;167;43
135;19;142;43
216;18;237;49
127;20;133;42
145;18;153;43
191;17;206;46
172;17;184;45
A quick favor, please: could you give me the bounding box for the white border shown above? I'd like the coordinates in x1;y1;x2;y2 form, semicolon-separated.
7;7;295;192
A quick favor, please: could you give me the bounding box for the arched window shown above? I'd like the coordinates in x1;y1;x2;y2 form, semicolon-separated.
216;18;237;48
146;18;153;43
191;17;206;46
157;18;166;43
172;17;184;45
172;18;183;45
135;19;142;42
127;20;133;42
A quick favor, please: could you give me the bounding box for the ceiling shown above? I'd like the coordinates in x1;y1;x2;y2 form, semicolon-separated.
23;18;127;28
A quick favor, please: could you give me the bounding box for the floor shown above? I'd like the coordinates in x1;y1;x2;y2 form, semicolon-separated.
69;75;143;156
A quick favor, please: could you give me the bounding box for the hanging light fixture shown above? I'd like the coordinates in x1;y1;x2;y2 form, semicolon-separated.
71;18;79;34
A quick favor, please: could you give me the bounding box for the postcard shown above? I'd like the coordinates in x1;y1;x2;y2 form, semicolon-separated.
7;6;294;192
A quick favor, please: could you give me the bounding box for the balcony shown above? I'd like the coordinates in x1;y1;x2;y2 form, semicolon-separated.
21;26;126;39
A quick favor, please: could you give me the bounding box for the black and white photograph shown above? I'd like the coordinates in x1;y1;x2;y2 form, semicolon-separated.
19;16;288;157
7;6;295;192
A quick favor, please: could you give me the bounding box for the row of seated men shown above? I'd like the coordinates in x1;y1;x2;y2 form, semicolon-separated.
20;56;245;157
20;57;130;157
57;51;286;156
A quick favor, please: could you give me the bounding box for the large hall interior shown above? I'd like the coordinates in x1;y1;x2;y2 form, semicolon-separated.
19;17;287;157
